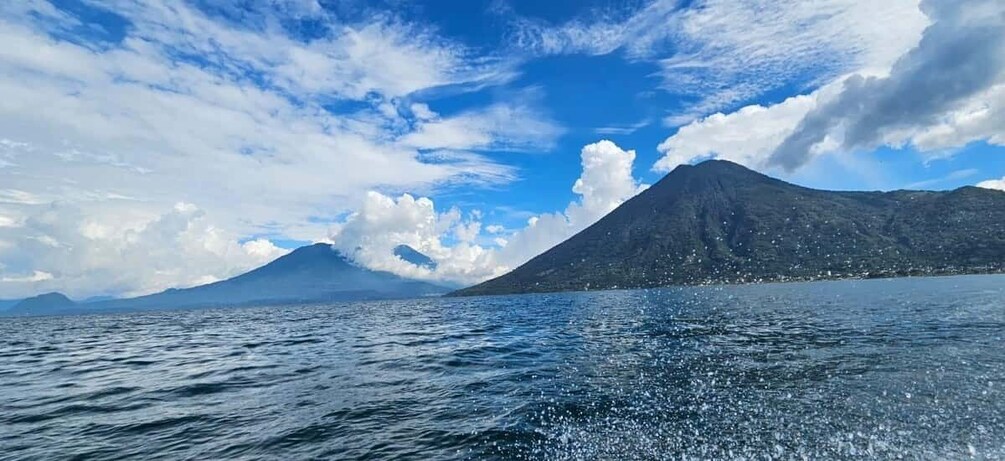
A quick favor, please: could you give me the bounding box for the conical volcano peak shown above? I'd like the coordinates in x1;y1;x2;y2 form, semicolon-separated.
640;159;781;203
452;165;1005;296
11;292;76;314
664;159;773;183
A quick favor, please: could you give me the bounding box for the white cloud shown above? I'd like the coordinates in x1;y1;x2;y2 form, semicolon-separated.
0;1;561;296
454;220;482;243
657;0;927;119
1;270;53;284
595;119;651;135
506;0;927;118
654;82;842;172
505;8;634;56
410;103;438;121
329;191;495;283
894;83;1005;152
565;141;646;228
271;21;508;99
242;238;287;260
0;12;506;234
399;100;562;152
770;0;1005;170
492;140;647;265
330;140;645;285
653;0;1005;174
0;202;289;299
977;177;1005;191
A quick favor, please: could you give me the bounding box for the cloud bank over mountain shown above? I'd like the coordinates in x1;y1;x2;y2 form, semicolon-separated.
0;202;287;298
328;140;645;285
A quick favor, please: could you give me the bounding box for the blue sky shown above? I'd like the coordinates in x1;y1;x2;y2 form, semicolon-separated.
0;0;1003;298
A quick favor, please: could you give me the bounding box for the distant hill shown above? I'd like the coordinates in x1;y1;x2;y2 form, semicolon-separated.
0;299;19;311
88;243;449;312
395;244;437;270
9;292;76;315
3;243;449;316
453;160;1005;296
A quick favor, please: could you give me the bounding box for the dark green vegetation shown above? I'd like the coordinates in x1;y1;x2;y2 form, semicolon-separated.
454;160;1005;296
4;244;448;316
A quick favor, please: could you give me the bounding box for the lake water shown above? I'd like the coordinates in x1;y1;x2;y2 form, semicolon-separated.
1;275;1004;460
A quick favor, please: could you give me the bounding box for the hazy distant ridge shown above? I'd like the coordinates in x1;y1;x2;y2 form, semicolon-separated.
4;244;448;316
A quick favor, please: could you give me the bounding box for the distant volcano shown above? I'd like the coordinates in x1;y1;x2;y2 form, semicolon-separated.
9;292;76;314
453;160;1005;296
394;244;438;270
92;243;450;311
5;243;450;316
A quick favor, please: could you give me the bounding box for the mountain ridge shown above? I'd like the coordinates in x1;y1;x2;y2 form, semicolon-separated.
3;243;448;316
89;243;448;312
9;292;76;314
452;160;1005;296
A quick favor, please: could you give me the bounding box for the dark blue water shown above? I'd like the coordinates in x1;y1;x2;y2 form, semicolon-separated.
1;275;1004;460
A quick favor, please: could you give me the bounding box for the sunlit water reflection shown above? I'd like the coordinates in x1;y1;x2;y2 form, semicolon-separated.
2;275;1003;459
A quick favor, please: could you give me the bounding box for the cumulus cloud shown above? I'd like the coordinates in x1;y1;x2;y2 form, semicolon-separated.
654;91;825;172
0;202;288;299
328;191;497;283
330;140;645;285
0;1;561;296
770;0;1005;170
909;83;1005;151
565;141;647;230
977;177;1005;191
653;0;1005;174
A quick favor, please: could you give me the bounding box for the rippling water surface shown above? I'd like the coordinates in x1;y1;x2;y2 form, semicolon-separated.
2;275;1004;460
